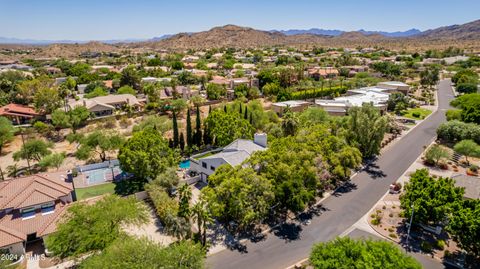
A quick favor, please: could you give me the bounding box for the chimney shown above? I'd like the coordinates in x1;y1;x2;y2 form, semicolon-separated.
66;170;73;182
254;133;267;148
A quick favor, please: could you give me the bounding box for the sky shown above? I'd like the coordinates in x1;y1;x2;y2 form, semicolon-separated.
1;0;479;40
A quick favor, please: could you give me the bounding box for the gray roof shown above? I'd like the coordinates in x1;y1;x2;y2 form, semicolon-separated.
452;174;480;200
201;139;266;167
223;139;266;155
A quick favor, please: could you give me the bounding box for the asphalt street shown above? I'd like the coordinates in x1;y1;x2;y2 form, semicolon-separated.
207;79;455;269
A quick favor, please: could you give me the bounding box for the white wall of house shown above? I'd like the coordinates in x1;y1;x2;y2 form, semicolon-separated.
190;158;227;180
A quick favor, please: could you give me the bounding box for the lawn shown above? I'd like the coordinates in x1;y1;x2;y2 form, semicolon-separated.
75;183;116;200
402;108;432;120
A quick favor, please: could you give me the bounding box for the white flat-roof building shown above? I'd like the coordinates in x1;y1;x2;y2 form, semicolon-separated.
272;100;310;115
315;87;390;116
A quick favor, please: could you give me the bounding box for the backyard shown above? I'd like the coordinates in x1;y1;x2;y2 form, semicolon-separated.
75;183;115;200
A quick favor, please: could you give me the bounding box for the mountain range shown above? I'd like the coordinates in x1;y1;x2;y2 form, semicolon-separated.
271;28;421;37
0;20;479;59
2;20;477;45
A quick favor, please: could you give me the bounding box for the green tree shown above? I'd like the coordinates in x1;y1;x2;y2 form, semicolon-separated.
281;110;299;136
120;65;141;90
118;128;179;181
192;199;211;246
204;109;255;146
206;83;226;100
202;165;274;231
172;112;179;147
13;139;53;162
150;166;180;191
194;105;202;146
346;103;387;159
179;132;185;152
79;237;205;269
400;169;464;225
448;199;480;258
424;144;450;166
331;145;362;179
75;131;125;162
0;117;15;156
116;85;136;95
39;152;66;171
454;140;480;166
310;237;421;269
456;83;478;94
45;195;148;259
186;111;193;147
85;87;108;99
33;86;62;114
178;184;192;219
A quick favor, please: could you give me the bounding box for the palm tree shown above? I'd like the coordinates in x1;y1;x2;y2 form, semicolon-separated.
192;200;212;246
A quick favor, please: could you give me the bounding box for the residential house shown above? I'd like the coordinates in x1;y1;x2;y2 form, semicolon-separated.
308;67;339;80
0;173;74;256
376;81;410;95
69;94;142;117
0;103;43;125
315;87;390;116
190;133;268;181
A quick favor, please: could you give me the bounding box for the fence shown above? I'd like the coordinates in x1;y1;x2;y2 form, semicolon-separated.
77;160;120;172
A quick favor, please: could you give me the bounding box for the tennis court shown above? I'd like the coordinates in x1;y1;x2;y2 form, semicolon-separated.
77;160;132;186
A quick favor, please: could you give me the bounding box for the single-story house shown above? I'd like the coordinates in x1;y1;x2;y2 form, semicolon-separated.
376;81;410;95
69;94;142;117
315;87;390;116
308;67;339;80
190;133;267;181
0;173;74;257
0;103;43;125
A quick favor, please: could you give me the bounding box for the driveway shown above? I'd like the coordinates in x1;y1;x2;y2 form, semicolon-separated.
207;80;455;269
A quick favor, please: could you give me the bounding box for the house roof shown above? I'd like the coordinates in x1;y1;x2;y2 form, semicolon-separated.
0;225;25;246
0;173;73;210
223;139;266;155
0;202;69;247
0;103;41;118
69;94;141;110
200;139;266;167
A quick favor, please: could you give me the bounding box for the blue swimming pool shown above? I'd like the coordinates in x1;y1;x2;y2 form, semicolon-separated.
179;160;190;169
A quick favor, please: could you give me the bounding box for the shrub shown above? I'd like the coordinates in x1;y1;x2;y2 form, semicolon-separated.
420;241;433;252
388;227;394;232
469;164;479;173
389;213;394;218
371;218;381;225
446;109;462;121
435;239;445;250
437;120;480;144
412;112;421;118
389;233;397;239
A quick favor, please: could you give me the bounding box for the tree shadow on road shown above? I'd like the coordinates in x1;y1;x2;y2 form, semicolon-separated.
332;181;358;197
364;163;387;179
272;223;303;242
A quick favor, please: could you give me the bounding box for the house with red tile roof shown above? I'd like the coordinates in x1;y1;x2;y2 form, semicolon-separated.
0;103;43;125
0;173;73;256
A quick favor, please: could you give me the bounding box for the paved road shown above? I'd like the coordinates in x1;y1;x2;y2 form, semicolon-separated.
207;80;455;269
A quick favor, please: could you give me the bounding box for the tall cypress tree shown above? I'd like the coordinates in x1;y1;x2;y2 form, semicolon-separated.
249;113;253;125
186;111;192;147
239;104;243;114
179;132;185;152
208;105;212;114
244;106;248;120
195;105;202;146
224;105;227;113
172;112;179;147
